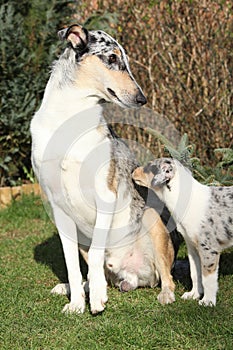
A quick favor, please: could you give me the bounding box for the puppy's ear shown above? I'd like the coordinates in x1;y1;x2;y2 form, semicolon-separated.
58;24;89;51
151;160;175;187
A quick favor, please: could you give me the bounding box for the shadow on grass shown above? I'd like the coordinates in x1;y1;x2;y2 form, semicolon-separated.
172;249;233;291
34;233;233;293
219;249;233;276
34;233;88;284
172;259;191;290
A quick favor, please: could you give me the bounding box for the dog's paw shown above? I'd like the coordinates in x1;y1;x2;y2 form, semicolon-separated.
62;299;86;314
157;287;175;304
51;283;70;296
90;297;108;314
198;297;216;307
89;280;108;314
181;290;201;301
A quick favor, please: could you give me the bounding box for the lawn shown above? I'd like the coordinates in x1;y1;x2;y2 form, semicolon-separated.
0;195;233;350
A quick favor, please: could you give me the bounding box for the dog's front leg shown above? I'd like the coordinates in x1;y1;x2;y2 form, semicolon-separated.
51;206;85;314
88;196;116;314
181;243;203;301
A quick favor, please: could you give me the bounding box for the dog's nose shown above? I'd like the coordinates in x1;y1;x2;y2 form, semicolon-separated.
136;92;147;106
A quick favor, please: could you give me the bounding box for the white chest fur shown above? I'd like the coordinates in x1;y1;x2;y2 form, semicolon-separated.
162;163;211;239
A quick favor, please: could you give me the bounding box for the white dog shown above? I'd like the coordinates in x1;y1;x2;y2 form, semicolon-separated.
31;25;177;314
133;158;233;306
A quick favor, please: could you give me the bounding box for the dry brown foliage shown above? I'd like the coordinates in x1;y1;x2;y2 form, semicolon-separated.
78;0;233;164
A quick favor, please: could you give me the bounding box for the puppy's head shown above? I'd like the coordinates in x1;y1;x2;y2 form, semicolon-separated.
132;158;176;189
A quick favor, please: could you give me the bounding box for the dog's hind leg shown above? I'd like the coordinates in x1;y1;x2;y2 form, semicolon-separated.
198;247;220;306
52;206;86;314
142;208;175;304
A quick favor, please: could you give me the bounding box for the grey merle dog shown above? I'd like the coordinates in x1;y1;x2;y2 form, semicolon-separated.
31;24;179;314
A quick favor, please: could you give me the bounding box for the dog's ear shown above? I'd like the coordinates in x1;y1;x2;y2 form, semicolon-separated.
151;160;175;187
58;24;89;51
132;167;150;187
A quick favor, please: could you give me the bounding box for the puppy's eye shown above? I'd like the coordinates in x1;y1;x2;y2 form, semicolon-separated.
108;54;117;64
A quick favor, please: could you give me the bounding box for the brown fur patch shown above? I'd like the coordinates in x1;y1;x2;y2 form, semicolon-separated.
202;254;220;276
113;48;121;57
142;208;175;292
75;55;139;96
67;25;88;48
79;247;89;264
107;158;118;194
132;167;153;187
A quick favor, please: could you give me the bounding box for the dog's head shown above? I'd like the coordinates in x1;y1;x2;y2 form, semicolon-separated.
132;158;176;190
57;24;147;108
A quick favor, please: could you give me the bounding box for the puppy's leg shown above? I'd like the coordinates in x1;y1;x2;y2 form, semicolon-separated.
198;248;220;306
181;243;203;301
143;208;175;304
52;206;85;314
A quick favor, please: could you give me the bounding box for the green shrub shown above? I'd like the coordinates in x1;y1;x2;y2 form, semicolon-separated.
0;0;74;186
1;0;232;186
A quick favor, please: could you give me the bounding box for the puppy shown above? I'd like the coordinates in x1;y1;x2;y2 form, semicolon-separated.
132;158;233;306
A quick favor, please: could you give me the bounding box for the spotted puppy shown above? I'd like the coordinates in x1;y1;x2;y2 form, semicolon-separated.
132;158;233;306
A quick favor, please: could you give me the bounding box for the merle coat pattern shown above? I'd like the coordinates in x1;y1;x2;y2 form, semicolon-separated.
132;158;233;306
31;24;177;314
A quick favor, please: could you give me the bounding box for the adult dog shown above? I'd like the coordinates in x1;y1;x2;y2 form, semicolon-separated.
31;24;176;314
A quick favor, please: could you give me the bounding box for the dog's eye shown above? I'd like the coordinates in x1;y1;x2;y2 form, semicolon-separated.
108;54;117;64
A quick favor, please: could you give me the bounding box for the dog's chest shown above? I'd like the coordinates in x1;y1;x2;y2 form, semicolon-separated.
50;129;112;216
164;178;210;236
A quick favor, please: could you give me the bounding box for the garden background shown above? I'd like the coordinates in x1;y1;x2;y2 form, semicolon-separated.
0;1;233;349
0;0;232;187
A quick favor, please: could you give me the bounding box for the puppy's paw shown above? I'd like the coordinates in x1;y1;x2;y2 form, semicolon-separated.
181;290;201;301
51;283;70;296
198;297;216;307
157;287;175;304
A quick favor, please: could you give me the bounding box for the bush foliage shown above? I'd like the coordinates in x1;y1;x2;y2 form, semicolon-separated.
80;0;233;161
0;0;232;186
0;0;74;186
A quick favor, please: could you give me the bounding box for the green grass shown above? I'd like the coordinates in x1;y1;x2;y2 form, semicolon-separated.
1;195;233;350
